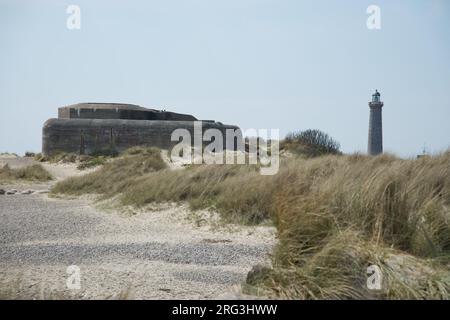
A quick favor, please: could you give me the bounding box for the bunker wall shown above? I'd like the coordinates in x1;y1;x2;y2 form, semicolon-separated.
42;119;240;155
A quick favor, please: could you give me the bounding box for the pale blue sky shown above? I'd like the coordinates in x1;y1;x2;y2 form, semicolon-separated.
1;0;449;157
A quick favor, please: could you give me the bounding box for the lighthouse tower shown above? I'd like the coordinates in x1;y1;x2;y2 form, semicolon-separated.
368;90;384;155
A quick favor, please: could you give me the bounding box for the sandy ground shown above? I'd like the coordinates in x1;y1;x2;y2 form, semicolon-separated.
0;156;276;299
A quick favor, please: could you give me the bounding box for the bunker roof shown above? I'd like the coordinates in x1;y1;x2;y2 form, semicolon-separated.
60;103;156;112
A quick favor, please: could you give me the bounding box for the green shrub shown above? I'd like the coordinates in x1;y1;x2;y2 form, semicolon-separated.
281;129;341;157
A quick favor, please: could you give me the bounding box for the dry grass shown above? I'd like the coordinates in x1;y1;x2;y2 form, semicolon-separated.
34;151;110;170
0;164;52;182
119;164;276;224
34;152;77;163
245;152;450;299
272;153;450;260
51;147;167;197
245;230;450;299
51;149;450;299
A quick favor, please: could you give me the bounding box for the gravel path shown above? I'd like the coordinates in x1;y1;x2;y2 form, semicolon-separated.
0;157;275;299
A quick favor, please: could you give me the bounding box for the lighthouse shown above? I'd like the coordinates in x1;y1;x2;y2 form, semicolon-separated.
368;90;384;155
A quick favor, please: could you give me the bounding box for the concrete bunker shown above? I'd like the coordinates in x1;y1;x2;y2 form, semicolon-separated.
42;103;240;155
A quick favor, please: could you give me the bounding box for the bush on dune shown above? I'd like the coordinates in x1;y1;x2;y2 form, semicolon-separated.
281;129;342;157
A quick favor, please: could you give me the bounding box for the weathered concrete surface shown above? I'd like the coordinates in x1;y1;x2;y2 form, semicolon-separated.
43;119;240;155
43;103;240;155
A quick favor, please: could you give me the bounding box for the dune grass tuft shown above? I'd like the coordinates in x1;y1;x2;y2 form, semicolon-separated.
0;164;52;182
51;147;166;197
119;164;275;224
